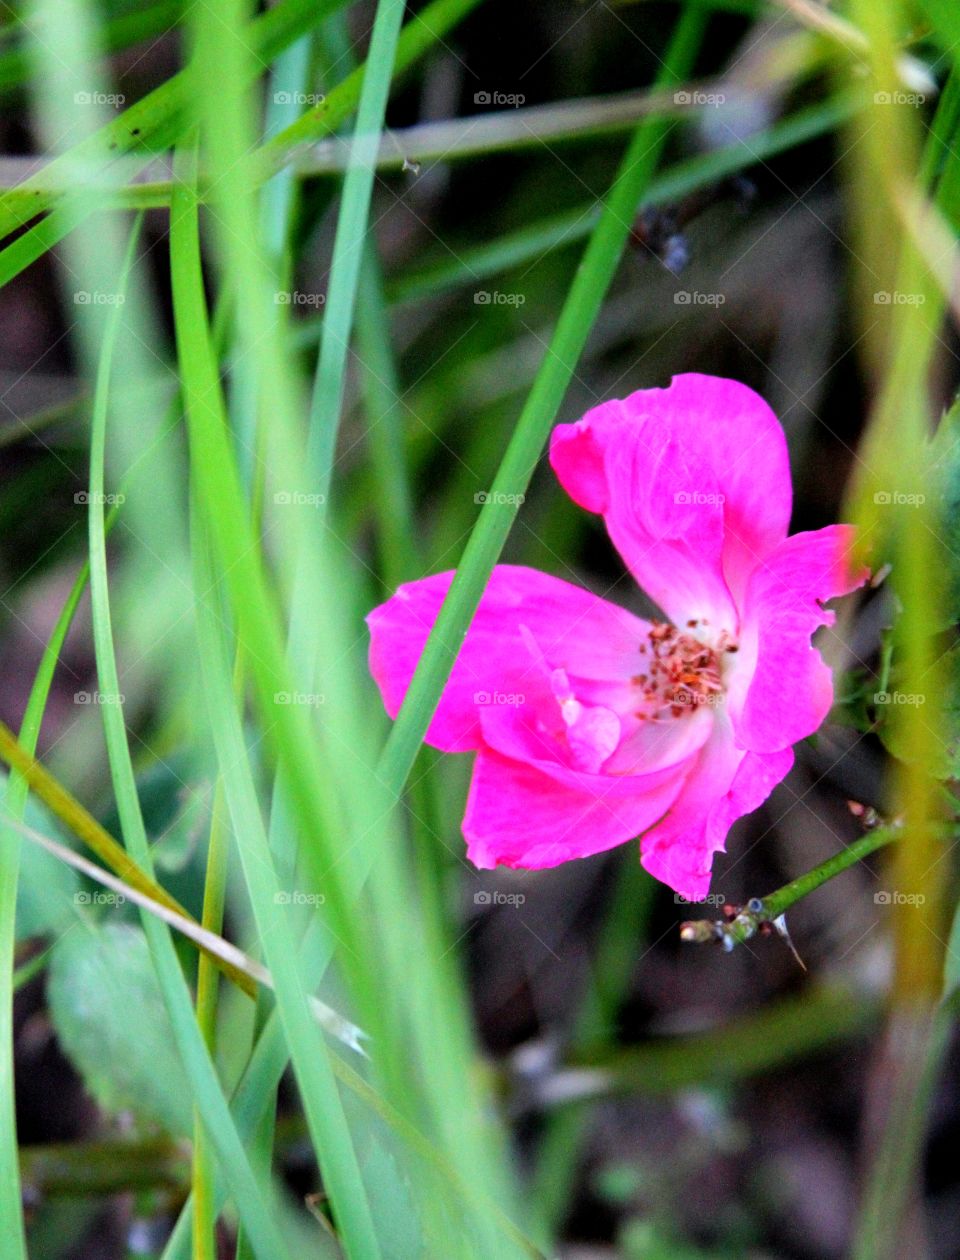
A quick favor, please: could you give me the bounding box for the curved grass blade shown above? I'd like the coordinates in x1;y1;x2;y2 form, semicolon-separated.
375;5;707;796
170;127;381;1255
304;0;407;510
85;216;295;1260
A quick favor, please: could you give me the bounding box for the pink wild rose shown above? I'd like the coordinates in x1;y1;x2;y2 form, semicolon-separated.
366;374;868;901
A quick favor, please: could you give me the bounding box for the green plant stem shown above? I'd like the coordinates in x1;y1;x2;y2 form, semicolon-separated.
567;984;879;1092
679;825;904;947
20;1136;190;1198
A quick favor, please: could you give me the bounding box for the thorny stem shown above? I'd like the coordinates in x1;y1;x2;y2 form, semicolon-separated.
680;823;907;950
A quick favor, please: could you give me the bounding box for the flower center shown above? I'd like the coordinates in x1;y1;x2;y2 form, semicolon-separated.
632;620;736;719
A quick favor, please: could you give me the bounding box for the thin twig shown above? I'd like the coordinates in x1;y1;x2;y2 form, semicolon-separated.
680;823;907;950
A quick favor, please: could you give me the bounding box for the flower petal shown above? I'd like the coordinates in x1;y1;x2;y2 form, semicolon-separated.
478;691;712;779
727;525;869;754
463;746;691;870
549;374;792;631
366;565;651;753
640;724;794;901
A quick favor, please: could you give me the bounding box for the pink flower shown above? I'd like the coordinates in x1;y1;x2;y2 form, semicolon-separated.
366;375;868;900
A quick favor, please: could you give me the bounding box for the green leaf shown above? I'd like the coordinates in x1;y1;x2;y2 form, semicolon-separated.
15;788;80;937
875;639;960;780
47;922;193;1137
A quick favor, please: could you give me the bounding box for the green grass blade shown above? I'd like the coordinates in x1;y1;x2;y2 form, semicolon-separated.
191;514;382;1258
0;0;347;240
375;4;707;797
169;135;381;1253
305;0;407;509
257;0;485;172
0;0;185;96
86;215;296;1260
